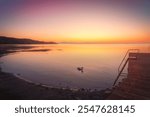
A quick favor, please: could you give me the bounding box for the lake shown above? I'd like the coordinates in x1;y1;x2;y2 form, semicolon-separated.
0;44;150;90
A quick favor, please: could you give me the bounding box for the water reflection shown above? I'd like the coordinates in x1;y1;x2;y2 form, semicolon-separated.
0;44;150;90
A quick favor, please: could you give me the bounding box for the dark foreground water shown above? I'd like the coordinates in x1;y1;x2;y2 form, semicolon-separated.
0;44;150;90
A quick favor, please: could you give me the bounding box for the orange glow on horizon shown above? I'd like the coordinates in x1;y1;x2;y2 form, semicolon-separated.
1;0;149;43
4;33;149;44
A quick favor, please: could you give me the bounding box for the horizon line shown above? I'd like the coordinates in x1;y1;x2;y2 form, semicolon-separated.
1;35;150;44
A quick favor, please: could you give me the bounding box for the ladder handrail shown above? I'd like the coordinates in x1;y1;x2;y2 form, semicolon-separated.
113;58;129;86
118;49;139;73
113;49;140;86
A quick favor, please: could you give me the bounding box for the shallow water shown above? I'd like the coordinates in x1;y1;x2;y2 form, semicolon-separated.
0;44;150;90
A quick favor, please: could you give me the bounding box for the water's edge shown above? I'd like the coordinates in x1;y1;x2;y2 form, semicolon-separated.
0;45;111;99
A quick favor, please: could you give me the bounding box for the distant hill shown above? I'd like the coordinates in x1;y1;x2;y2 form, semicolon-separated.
0;36;57;44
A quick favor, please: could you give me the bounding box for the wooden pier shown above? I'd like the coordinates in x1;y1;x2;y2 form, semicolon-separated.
107;53;150;99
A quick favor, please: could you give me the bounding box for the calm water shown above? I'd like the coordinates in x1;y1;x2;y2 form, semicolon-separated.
0;44;150;90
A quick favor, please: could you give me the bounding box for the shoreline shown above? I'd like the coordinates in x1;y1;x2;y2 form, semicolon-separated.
0;45;110;99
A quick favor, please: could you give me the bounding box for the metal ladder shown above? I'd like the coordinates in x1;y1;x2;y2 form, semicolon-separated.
113;49;140;86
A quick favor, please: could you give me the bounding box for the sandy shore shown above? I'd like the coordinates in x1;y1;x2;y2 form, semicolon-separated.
0;45;109;100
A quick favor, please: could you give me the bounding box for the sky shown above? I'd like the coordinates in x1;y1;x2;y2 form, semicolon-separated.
0;0;150;43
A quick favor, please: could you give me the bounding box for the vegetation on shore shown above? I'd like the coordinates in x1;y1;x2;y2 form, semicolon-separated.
0;36;57;44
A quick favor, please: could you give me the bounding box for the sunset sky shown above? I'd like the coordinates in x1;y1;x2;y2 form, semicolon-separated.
0;0;150;43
